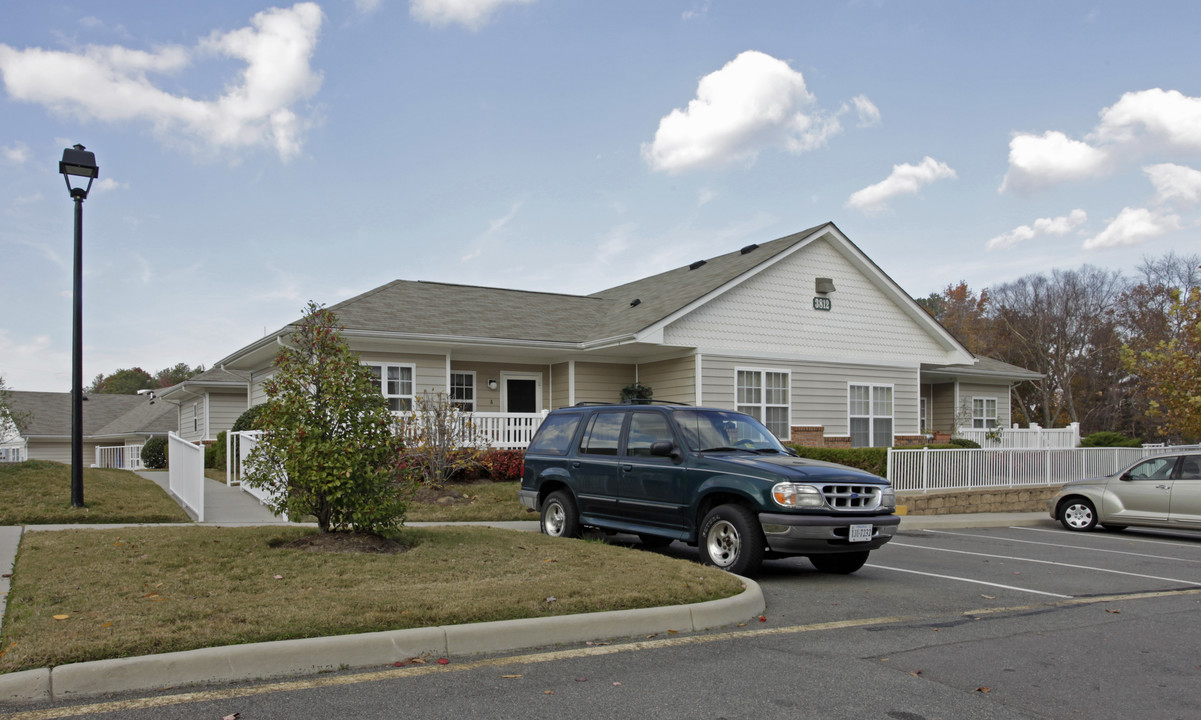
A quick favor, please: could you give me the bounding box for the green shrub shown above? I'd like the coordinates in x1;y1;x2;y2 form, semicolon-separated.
141;436;168;469
1081;431;1141;447
785;446;888;477
231;404;269;433
948;437;981;449
204;431;227;469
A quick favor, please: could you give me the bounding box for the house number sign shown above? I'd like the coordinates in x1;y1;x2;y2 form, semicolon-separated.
813;297;832;311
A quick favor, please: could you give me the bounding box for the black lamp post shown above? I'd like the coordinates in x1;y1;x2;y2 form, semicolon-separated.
60;144;98;508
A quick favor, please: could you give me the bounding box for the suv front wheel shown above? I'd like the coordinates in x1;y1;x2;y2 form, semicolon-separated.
699;504;764;575
541;490;581;538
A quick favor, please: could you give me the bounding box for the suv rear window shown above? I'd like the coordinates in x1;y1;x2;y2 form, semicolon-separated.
526;413;582;456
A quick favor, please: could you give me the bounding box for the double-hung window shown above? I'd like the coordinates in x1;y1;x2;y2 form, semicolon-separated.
972;397;998;429
849;384;893;447
450;372;475;411
736;368;790;438
366;363;414;411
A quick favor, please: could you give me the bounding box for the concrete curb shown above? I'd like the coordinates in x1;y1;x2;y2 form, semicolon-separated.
0;576;763;704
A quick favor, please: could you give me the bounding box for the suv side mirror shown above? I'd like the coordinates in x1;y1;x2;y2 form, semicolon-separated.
650;440;681;461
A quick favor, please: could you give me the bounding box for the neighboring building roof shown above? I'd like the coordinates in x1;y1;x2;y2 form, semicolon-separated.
922;356;1043;382
7;391;175;440
156;367;250;401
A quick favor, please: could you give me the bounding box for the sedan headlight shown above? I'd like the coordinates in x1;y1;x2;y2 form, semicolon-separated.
772;482;825;508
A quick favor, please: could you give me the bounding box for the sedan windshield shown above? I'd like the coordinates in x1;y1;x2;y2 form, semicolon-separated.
674;409;787;453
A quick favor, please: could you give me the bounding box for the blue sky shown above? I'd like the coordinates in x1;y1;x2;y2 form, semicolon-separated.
2;0;1199;392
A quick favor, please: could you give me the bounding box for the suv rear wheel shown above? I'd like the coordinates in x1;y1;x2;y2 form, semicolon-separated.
699;504;764;575
541;490;581;538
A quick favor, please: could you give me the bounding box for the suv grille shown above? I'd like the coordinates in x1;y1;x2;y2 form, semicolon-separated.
820;484;882;510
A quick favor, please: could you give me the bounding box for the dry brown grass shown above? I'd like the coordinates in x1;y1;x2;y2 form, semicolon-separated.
406;481;530;522
0;461;191;525
0;525;743;673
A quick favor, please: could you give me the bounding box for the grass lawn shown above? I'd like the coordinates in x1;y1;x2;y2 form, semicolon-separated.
0;461;192;525
406;480;531;522
0;525;744;672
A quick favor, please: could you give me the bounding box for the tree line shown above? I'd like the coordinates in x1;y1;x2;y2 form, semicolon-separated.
916;250;1201;443
86;363;205;395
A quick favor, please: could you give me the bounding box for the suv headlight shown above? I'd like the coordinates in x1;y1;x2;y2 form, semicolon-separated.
772;483;825;508
880;487;896;511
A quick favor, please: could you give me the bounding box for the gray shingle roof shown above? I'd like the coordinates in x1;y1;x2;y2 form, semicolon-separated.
7;391;175;439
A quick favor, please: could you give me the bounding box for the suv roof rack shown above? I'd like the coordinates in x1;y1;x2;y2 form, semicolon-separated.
571;400;691;407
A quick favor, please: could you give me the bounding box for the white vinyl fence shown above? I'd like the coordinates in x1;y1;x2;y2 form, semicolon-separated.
227;430;287;519
887;444;1198;493
167;431;204;521
95;444;144;470
953;422;1080;449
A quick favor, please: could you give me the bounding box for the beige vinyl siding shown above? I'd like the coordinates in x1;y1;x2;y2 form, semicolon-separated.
637;356;696;405
207;391;248;440
550;362;570;409
250;371;273;407
959;381;1012;429
180;398;205;443
701;355;920;437
447;361;551;412
26;440;100;465
573;362;635;404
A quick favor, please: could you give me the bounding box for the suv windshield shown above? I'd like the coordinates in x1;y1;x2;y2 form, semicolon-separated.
673;409;787;453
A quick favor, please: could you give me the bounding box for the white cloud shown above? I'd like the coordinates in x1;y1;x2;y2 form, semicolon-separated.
1145;163;1201;207
355;0;384;13
0;3;324;160
986;209;1087;251
1092;88;1201;150
1001;88;1201;193
1;141;30;164
845;156;956;213
410;0;536;30
461;202;522;261
682;2;710;21
851;94;880;127
642;50;843;173
1083;206;1182;250
92;177;127;193
1000;130;1110;193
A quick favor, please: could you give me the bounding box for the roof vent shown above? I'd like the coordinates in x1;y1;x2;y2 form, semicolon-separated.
740;243;759;255
689;260;707;270
629;298;641;307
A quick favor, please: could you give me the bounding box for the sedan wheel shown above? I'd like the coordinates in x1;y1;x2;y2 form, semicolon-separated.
1059;498;1098;531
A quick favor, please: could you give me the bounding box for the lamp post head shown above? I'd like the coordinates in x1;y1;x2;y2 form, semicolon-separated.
60;144;99;199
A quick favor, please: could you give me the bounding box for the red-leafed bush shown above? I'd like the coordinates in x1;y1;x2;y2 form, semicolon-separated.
481;449;524;482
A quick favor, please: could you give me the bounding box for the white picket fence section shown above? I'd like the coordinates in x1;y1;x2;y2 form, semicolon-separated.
95;444;144;470
167;431;205;521
954;422;1080;449
887;444;1198;493
464;411;547;449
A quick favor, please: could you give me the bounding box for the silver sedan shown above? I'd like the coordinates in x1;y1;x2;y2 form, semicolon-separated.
1049;452;1201;531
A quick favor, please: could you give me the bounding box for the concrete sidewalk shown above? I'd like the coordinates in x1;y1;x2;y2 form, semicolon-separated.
0;477;1051;705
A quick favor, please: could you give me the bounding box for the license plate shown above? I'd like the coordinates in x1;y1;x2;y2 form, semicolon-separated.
848;524;873;542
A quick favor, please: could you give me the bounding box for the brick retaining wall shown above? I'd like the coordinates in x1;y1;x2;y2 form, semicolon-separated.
898;486;1063;515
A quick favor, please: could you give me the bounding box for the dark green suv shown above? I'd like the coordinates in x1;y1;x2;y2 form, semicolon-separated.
518;403;899;575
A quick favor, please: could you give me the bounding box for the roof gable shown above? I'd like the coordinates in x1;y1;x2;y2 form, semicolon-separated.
7;392;175;439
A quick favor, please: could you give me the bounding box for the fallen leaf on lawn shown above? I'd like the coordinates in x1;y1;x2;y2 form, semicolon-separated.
543;558;557;563
545;596;557;604
0;641;16;660
273;575;284;580
436;658;450;665
910;670;923;677
142;593;158;599
613;682;622;686
1105;609;1121;614
501;675;522;679
544;691;554;695
976;687;992;693
53;614;70;620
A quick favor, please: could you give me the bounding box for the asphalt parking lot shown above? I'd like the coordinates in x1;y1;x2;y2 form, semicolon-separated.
8;518;1201;720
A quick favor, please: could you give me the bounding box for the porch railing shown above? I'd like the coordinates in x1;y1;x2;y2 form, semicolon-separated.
953;422;1080;449
459;411;547;449
886;444;1193;493
95;444;144;470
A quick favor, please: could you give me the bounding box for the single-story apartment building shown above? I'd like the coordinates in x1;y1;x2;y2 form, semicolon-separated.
161;222;1041;448
1;391;176;467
